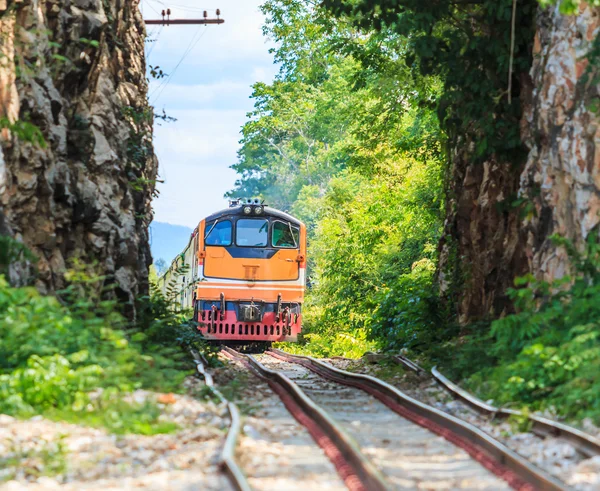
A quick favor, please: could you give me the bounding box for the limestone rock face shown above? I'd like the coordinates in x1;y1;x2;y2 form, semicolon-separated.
0;0;157;307
438;3;600;324
520;3;600;284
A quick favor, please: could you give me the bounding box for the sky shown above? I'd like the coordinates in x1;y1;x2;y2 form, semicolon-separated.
141;0;278;228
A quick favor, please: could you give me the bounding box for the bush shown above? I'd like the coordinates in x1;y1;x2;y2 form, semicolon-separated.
463;234;600;422
0;263;196;432
371;259;454;352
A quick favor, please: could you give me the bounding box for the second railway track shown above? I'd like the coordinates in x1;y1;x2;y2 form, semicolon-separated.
220;346;567;491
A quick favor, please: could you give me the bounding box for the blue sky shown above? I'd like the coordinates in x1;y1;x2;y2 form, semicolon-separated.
141;0;277;228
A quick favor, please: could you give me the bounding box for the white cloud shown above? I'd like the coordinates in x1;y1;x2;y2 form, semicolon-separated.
148;77;264;110
154;109;242;162
141;0;278;229
152;108;246;227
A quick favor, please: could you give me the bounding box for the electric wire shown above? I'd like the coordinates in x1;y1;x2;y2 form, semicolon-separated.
150;26;208;104
146;0;218;13
143;0;164;61
144;0;163;16
146;25;163;60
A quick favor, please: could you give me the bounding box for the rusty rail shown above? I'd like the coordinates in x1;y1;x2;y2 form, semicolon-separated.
392;354;426;375
431;366;600;458
221;346;388;491
268;348;566;491
190;349;250;491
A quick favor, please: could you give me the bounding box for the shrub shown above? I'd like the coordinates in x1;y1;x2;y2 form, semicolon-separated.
464;234;600;422
0;263;197;432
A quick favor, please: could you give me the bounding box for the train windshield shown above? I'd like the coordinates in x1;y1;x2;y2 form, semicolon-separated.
236;219;268;247
272;220;299;248
205;220;232;246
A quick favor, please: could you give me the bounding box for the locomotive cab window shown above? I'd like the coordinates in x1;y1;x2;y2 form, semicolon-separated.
272;221;299;248
205;220;232;246
236;219;268;246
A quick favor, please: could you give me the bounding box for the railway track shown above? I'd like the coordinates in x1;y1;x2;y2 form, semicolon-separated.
221;345;385;491
383;353;600;486
220;346;568;491
190;349;250;491
429;366;600;458
391;353;600;458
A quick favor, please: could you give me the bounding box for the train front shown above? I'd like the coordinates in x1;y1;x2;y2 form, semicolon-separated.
194;199;306;342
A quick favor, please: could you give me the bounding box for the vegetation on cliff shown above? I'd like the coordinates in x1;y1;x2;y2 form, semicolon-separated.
458;236;600;421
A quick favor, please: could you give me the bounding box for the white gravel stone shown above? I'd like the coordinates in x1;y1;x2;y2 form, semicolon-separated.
0;384;231;491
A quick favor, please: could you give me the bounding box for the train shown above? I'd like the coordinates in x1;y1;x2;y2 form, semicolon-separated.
156;199;307;343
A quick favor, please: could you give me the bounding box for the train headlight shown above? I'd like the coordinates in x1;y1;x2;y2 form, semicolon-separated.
243;206;252;215
254;205;264;215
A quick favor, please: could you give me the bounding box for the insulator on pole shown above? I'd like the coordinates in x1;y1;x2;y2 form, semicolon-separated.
167;8;171;16
216;8;221;16
203;10;208;18
161;9;165;16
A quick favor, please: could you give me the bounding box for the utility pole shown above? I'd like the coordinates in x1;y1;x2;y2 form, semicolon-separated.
144;8;224;26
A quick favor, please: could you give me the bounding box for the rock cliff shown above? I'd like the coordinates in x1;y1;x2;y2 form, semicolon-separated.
520;3;600;283
438;2;600;324
0;0;157;310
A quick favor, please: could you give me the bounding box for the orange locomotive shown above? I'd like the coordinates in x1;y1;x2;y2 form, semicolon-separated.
160;199;307;343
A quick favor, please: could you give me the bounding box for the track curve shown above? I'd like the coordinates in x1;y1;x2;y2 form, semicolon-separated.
221;345;388;491
267;348;567;491
191;349;250;491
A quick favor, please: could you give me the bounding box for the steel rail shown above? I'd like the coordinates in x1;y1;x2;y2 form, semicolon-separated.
431;366;600;458
268;348;566;491
220;346;388;491
190;349;250;491
392;354;426;375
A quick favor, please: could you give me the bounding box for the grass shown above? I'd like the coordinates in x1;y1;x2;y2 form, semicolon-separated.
366;359;408;381
44;397;180;436
273;331;377;359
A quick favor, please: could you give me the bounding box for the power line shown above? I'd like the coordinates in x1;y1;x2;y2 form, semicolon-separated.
146;25;163;60
146;0;218;12
144;0;163;16
149;26;202;98
150;27;208;104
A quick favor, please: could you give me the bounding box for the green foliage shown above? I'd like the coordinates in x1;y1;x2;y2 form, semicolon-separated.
122;105;154;171
0;235;37;277
464;234;600;422
322;0;536;165
539;0;600;14
0;354;103;414
0;117;46;148
46;394;179;436
229;0;442;212
0;256;198;432
231;0;446;357
283;157;443;357
373;258;455;351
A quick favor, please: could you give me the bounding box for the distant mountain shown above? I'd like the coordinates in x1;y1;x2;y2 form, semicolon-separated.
149;221;193;265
